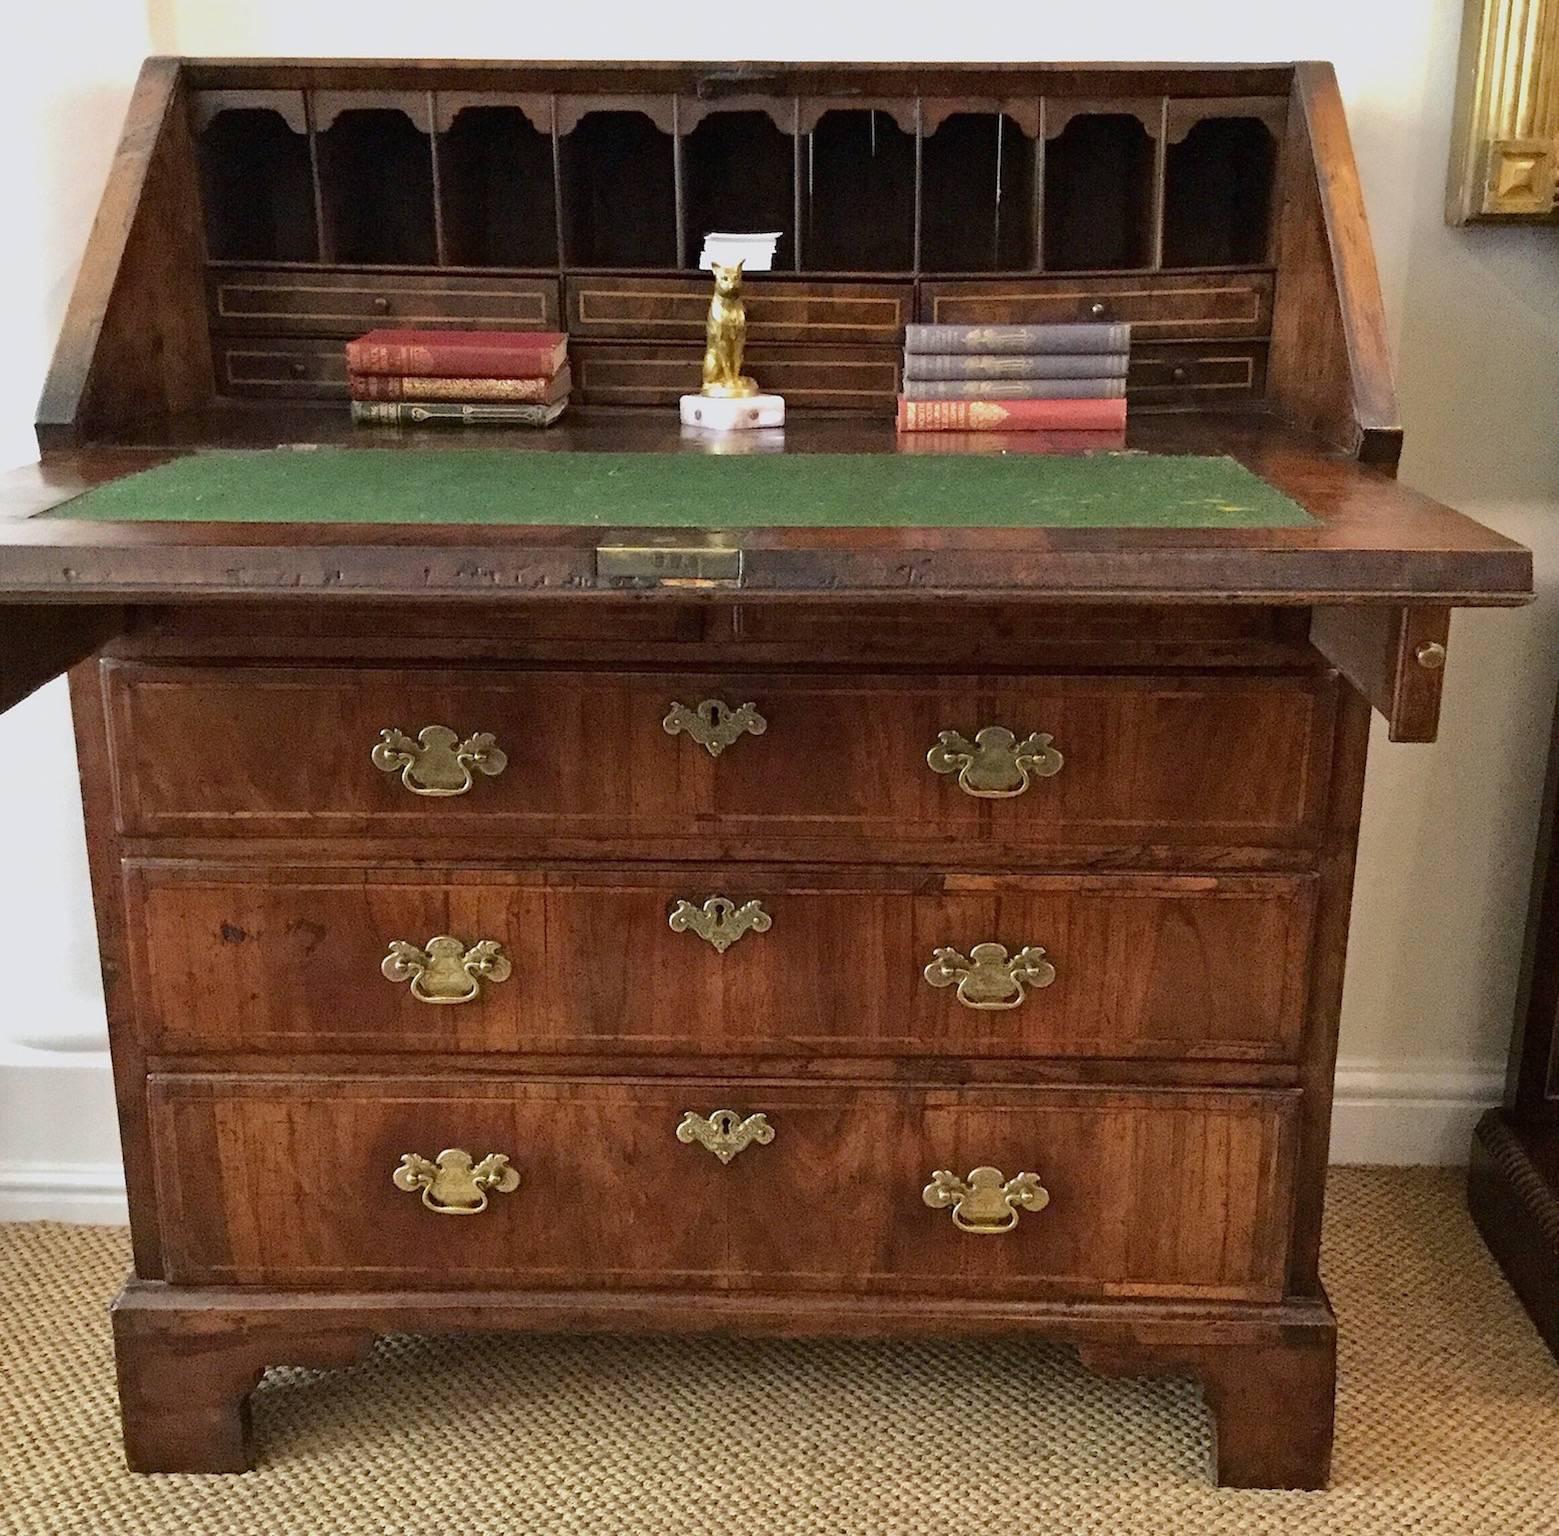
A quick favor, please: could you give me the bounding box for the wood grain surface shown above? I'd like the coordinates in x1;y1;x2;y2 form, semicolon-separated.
102;661;1334;849
146;1074;1298;1298
126;863;1317;1061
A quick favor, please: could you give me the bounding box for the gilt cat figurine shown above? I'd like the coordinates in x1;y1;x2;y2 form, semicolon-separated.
700;260;759;398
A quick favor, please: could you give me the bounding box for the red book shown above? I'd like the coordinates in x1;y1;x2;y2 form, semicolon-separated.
895;427;1127;455
348;367;572;404
346;329;568;379
895;397;1128;433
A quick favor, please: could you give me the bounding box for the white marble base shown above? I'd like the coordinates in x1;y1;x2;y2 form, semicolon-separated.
680;393;786;431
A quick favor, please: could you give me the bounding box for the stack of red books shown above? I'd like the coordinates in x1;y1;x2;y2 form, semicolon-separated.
346;330;570;427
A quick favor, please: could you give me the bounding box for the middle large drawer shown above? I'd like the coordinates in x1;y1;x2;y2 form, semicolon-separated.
126;864;1317;1061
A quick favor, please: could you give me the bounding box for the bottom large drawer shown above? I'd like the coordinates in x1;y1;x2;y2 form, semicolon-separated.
148;1076;1298;1300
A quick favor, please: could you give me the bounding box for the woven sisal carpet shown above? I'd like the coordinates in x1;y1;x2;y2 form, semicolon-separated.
4;1168;1557;1535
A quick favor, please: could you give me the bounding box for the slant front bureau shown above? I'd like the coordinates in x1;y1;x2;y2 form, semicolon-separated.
0;57;1533;1489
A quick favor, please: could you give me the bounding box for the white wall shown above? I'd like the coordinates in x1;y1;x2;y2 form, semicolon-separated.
0;4;152;1219
2;2;1556;1217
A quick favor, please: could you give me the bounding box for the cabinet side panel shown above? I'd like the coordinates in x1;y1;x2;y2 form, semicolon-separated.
37;60;215;453
1268;64;1401;471
69;658;161;1277
1287;679;1370;1293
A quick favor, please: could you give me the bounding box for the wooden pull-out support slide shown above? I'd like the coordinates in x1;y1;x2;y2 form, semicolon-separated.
1310;605;1452;743
0;605;125;716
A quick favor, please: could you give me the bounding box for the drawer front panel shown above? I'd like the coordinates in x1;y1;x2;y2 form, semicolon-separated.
148;1075;1297;1298
207;269;561;336
566;277;914;344
106;665;1332;850
215;335;348;398
127;865;1316;1061
919;273;1274;339
573;342;900;410
1128;342;1268;405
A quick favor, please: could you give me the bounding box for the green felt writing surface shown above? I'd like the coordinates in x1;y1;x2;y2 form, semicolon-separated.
44;449;1314;529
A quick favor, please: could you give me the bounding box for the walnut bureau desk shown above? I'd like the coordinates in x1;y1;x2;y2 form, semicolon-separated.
0;58;1532;1488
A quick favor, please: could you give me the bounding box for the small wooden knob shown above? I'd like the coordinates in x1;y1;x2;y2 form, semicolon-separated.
289;361;307;378
1171;366;1188;383
1415;641;1447;671
373;296;391;314
1089;301;1108;318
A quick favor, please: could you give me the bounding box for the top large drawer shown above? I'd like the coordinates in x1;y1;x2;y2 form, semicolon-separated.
103;663;1333;852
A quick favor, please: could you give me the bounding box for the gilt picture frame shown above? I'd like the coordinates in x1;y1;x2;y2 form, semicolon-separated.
1447;0;1559;223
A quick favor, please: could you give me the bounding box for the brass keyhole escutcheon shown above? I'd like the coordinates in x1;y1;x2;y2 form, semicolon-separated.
393;1149;519;1214
372;726;508;797
927;727;1063;798
676;1109;775;1164
382;937;513;1004
668;896;772;953
663;699;767;757
923;1167;1049;1234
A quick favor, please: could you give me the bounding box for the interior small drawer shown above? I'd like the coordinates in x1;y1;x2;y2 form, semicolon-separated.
565;276;914;344
126;862;1317;1062
573;341;900;411
147;1073;1298;1299
1128;341;1269;405
214;335;348;397
918;273;1274;339
102;663;1335;851
207;269;561;336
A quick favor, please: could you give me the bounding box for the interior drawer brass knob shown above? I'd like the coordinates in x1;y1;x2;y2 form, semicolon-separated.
676;1109;775;1164
924;1166;1049;1234
927;726;1063;798
669;896;772;952
393;1148;519;1214
382;937;512;1004
373;725;508;797
663;698;767;757
924;943;1056;1010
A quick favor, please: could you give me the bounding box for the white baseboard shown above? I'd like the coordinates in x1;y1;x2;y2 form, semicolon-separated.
0;1051;1510;1223
0;1046;126;1223
1329;1057;1507;1166
0;1159;128;1224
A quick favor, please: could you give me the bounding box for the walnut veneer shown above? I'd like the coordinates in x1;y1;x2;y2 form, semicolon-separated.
0;56;1535;1493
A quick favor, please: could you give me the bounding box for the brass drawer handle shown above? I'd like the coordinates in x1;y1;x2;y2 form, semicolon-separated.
393;1148;519;1215
927;726;1062;798
663;698;767;757
382;937;513;1004
676;1109;774;1164
924;1167;1049;1234
669;896;772;953
924;943;1056;1010
373;725;508;797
